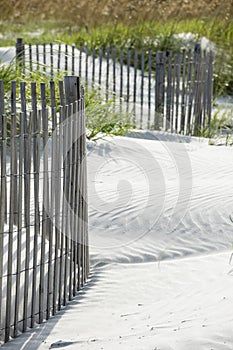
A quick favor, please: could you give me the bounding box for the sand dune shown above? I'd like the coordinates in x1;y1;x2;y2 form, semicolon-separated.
88;133;233;267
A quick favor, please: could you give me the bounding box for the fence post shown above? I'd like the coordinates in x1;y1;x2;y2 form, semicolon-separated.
16;38;25;69
64;75;81;278
64;76;80;104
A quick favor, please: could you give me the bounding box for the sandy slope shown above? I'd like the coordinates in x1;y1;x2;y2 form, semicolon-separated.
89;133;233;265
2;132;233;350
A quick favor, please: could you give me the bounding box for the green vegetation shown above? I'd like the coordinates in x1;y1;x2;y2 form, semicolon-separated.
85;90;133;141
0;17;232;97
197;108;233;145
0;0;232;139
0;60;132;140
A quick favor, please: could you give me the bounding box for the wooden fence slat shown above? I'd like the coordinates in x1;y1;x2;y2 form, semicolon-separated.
59;80;65;107
52;103;60;314
202;51;208;128
133;49;138;106
29;44;32;72
64;76;80;300
39;83;47;324
45;81;56;320
81;90;89;282
77;103;83;288
13;111;24;337
65;44;68;74
161;52;166;130
155;51;159;129
72;45;75;75
64;76;80;104
186;49;194;134
207;51;214;130
140;50;145;128
0;80;4;143
112;48;116;95
81;110;85;288
20;82;27;124
22;109;32;332
106;47;110;101
11;81;16;115
0;114;6;339
36;44;39;71
92;48;96;87
147;50;152;129
85;47;89;87
72;101;79;294
20;81;28;332
80;87;87;286
30;82;39;328
193;44;202;135
180;50;187;133
155;51;165;130
119;50;123;109
58;106;65;310
76;100;82;291
10;81;18;225
5;113;17;342
126;50;131;106
133;49;138;125
175;51;181;132
50;43;54;79
16;38;25;70
98;48;103;87
43;43;46;73
79;47;82;78
166;51;173;131
67;103;73;301
74;100;82;291
52;105;61;312
78;101;83;287
199;50;206;130
57;44;61;71
63;104;70;305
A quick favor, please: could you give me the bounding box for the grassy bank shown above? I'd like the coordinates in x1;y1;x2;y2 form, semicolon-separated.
0;1;232;97
1;18;232;97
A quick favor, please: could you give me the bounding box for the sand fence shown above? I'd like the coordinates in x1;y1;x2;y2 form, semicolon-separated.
16;38;214;134
0;75;89;344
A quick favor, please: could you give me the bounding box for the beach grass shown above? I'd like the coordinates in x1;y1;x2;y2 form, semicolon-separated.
0;60;132;140
0;15;232;97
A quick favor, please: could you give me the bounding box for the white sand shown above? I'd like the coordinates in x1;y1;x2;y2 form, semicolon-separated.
3;132;233;350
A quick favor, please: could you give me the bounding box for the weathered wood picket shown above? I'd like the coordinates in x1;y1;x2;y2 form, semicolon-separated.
16;38;214;135
0;76;89;344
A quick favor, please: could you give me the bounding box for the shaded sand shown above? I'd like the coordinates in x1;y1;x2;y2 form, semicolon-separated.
2;133;233;350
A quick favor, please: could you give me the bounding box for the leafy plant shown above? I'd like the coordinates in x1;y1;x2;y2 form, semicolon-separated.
214;49;233;97
85;89;133;141
0;59;133;140
197;107;233;144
